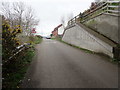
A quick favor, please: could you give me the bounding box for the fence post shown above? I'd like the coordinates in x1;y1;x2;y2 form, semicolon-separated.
118;1;120;44
68;20;70;26
75;17;76;23
70;20;71;25
106;1;109;14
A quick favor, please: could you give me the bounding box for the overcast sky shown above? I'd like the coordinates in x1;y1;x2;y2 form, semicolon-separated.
1;0;94;36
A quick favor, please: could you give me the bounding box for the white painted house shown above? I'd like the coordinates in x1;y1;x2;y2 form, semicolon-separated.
58;25;64;35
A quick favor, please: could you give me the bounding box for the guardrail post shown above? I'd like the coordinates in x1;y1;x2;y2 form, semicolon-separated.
108;1;109;13
70;20;71;26
106;1;109;14
68;21;70;26
118;2;120;45
75;17;76;23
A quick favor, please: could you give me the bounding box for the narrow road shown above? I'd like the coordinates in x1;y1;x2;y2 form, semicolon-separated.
21;39;118;88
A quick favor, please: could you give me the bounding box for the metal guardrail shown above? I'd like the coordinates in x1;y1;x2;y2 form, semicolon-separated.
68;0;120;26
9;43;31;60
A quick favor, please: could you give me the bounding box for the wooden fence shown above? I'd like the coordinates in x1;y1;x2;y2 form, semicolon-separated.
68;0;120;26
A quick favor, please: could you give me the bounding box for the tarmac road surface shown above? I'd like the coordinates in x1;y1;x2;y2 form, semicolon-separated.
21;39;118;88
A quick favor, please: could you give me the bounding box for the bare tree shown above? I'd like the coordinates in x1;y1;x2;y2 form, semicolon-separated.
1;2;24;27
13;2;25;26
67;13;73;21
1;2;39;36
61;16;65;29
1;2;11;19
24;6;39;36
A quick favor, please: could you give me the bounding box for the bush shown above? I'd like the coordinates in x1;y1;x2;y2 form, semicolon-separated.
2;18;24;88
29;35;42;45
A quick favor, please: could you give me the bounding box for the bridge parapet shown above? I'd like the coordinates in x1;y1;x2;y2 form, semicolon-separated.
68;0;120;26
67;0;120;44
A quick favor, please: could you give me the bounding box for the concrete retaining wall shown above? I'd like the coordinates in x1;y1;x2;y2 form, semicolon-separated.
62;23;116;58
84;14;119;44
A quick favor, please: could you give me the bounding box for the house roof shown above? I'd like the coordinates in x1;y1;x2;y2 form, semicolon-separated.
54;24;62;30
52;24;63;33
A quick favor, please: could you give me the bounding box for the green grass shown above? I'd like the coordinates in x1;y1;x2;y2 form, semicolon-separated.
34;37;43;44
53;37;119;64
29;36;43;46
52;37;94;54
3;36;43;88
2;48;35;88
117;44;120;48
63;41;94;54
110;2;120;6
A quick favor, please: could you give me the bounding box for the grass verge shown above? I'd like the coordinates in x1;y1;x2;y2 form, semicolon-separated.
29;36;43;46
2;36;43;88
2;48;35;88
52;37;94;54
6;37;43;88
52;37;118;64
34;36;43;44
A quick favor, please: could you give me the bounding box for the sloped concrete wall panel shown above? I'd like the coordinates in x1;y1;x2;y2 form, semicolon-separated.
84;14;119;44
62;24;114;57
